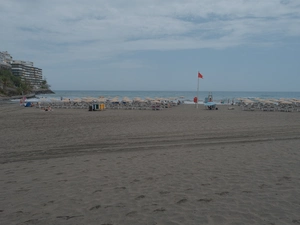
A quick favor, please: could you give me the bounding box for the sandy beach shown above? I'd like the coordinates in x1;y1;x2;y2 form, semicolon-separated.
1;103;300;225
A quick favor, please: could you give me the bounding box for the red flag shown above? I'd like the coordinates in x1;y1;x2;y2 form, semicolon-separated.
198;72;203;79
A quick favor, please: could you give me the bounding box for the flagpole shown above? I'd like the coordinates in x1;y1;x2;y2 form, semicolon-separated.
197;72;199;109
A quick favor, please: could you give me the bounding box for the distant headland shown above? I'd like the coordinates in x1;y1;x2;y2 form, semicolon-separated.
0;51;54;100
0;68;54;100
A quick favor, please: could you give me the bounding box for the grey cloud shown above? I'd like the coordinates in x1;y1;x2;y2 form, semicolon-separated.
1;0;299;65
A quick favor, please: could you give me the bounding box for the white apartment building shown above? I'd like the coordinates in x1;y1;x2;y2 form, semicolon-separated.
0;51;13;69
11;60;43;88
0;51;44;88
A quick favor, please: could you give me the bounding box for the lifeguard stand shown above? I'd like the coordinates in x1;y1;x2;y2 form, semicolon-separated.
208;92;213;102
204;92;213;103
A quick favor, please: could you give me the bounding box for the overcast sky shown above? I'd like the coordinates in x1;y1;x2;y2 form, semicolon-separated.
1;0;299;91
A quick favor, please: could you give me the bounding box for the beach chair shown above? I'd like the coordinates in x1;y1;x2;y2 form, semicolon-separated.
151;102;162;110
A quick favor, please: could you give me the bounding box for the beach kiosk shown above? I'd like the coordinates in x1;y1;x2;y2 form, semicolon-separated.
100;103;105;110
91;103;105;111
92;103;99;111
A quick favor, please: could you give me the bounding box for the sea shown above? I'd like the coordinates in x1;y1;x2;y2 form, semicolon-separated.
29;90;300;104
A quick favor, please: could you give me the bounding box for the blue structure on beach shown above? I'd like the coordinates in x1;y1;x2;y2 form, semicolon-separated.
204;92;218;110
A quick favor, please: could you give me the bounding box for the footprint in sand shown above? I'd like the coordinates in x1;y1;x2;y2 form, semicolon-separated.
115;203;126;208
90;205;101;210
135;195;145;200
93;189;102;193
215;192;229;196
177;199;187;204
56;215;83;220
278;176;291;182
5;171;14;175
259;184;270;189
24;219;39;224
7;181;17;184
126;211;137;217
16;188;30;193
131;179;140;183
115;187;126;190
163;173;172;177
58;179;68;182
153;208;166;212
198;198;213;203
43;200;55;206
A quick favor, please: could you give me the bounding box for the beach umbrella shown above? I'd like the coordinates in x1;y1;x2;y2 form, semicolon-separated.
82;97;97;103
62;98;70;102
242;99;254;104
261;100;275;104
155;97;164;101
98;97;107;102
279;100;293;104
73;98;82;103
110;97;119;102
151;100;161;103
145;97;154;101
133;97;142;101
122;97;131;102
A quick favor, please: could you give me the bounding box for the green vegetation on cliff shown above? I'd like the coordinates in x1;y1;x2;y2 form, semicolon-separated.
0;68;51;96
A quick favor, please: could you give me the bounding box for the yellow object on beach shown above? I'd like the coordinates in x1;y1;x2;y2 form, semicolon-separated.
100;103;105;111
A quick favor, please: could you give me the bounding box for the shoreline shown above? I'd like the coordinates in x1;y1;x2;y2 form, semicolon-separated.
0;93;35;101
0;89;54;101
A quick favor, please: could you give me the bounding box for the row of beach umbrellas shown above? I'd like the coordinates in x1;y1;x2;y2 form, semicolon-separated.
32;96;183;103
237;98;300;105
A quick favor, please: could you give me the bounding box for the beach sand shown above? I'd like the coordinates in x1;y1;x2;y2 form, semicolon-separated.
1;103;300;224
